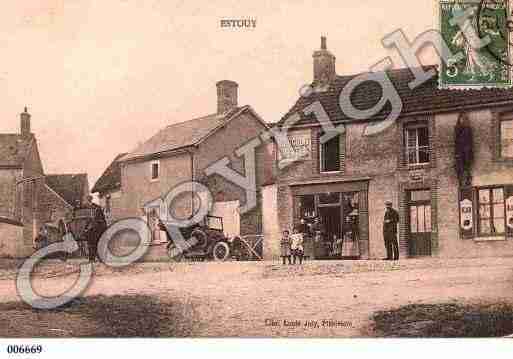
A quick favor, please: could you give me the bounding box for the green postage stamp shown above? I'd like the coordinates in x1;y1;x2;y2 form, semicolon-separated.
439;0;512;88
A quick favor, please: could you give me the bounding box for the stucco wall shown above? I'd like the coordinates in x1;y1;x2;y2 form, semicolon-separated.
120;152;193;219
194;111;270;235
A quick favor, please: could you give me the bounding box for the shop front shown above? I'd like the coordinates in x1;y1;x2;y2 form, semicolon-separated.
290;179;370;260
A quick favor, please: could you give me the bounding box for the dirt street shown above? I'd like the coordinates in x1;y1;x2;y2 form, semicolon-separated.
1;257;513;337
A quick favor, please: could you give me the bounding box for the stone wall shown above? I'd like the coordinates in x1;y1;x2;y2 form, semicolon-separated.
275;107;513;260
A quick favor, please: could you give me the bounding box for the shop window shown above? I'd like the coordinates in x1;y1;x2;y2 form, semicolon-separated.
477;187;505;235
500;119;513;158
320;133;340;172
405;123;430;166
299;195;315;218
460;185;513;239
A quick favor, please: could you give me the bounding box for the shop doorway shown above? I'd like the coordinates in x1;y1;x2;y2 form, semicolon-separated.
319;206;341;243
408;189;432;256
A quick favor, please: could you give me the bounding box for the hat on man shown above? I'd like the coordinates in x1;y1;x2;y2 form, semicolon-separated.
385;200;393;206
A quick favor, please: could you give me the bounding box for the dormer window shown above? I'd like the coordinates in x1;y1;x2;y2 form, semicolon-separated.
151;160;160;181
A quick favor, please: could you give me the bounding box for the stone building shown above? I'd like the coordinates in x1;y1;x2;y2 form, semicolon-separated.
0;108;89;257
271;37;513;260
113;80;273;244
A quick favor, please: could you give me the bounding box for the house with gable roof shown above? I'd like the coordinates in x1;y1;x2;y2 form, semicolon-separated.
0;108;90;257
273;37;513;260
107;80;274;246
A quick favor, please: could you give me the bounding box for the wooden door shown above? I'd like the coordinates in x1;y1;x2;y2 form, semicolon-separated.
408;189;432;256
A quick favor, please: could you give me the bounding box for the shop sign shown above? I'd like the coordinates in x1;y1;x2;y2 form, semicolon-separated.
460;198;473;231
409;169;425;182
278;130;312;161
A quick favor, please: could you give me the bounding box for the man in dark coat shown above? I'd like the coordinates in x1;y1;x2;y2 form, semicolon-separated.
383;200;400;260
84;195;107;262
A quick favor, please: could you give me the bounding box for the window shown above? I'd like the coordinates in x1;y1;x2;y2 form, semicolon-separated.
405;123;430;165
501;119;513;158
478;187;505;235
151;160;160;181
320;133;340;172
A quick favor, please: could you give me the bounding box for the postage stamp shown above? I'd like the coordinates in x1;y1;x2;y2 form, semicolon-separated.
439;0;512;88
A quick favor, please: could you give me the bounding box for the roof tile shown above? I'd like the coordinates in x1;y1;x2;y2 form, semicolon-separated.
280;66;513;126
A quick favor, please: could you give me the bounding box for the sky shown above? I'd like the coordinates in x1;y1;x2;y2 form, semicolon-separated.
0;0;439;189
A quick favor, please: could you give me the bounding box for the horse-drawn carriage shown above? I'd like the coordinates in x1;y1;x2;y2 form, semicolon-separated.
57;206;98;257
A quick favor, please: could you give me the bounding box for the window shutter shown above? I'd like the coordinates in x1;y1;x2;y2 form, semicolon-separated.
399;123;407;168
339;133;346;173
459;188;474;239
312;129;320;174
504;185;513;238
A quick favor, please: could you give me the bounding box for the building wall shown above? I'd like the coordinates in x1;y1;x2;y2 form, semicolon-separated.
275;107;513;260
0;169;21;218
194;111;270;236
275;121;399;259
120;152;193;219
0;220;24;257
435;109;513;258
21;142;46;250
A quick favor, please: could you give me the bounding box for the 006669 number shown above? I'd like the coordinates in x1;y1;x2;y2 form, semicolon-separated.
6;344;43;354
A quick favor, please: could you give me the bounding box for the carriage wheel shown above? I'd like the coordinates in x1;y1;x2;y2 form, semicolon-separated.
212;241;230;261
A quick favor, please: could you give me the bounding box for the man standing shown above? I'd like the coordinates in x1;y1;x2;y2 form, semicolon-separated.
84;195;107;262
383;200;399;260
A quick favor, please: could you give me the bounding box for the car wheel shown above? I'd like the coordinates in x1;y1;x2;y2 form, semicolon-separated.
212;241;230;262
191;229;208;249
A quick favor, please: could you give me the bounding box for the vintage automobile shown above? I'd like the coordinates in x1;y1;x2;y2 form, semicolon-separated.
159;215;232;262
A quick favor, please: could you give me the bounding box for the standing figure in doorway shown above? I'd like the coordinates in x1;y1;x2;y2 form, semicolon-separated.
383;200;400;260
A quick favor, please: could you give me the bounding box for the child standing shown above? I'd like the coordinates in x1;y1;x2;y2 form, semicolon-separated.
280;230;292;265
291;227;304;265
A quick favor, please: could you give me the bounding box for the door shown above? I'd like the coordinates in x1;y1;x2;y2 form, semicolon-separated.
408;189;432;256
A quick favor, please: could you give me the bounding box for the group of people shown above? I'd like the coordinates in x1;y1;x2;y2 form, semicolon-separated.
280;200;400;264
280;227;304;265
33;195;108;263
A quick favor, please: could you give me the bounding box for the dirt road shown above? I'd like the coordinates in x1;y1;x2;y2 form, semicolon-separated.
1;257;513;337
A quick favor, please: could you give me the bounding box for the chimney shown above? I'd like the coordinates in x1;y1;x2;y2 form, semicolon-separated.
20;106;31;138
216;80;238;114
313;36;336;87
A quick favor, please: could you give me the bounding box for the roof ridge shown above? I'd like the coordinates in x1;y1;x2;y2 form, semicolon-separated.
46;173;87;177
163;109;238;129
